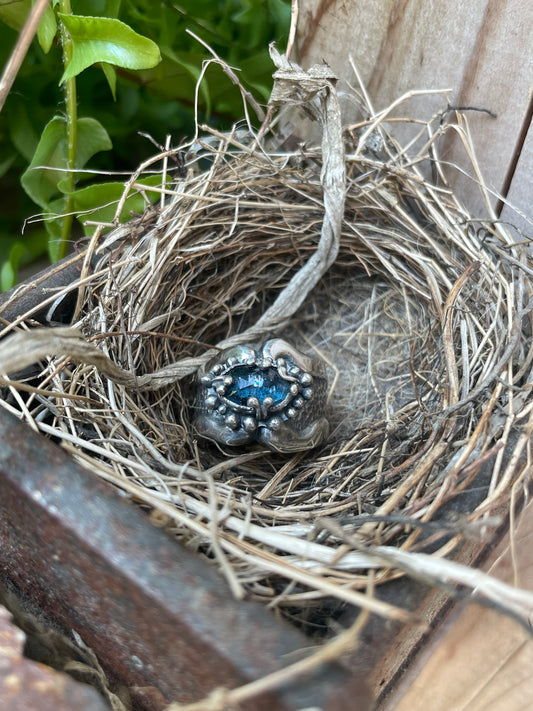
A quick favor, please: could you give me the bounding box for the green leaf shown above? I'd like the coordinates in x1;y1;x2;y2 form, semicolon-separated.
1;243;24;291
75;117;113;167
36;2;57;53
0;230;49;291
21;117;66;209
58;14;161;83
8;98;39;162
0;0;30;32
41;174;164;259
21;116;112;209
74;0;121;18
58;175;166;233
0;153;16;178
43;204;66;263
160;47;211;113
100;62;117;99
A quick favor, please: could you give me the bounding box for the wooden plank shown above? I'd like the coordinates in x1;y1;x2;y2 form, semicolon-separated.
363;538;489;704
500;115;533;241
296;6;533;702
296;0;533;221
297;0;396;89
380;497;533;711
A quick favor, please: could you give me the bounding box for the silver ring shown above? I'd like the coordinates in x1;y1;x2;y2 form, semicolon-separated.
193;339;329;453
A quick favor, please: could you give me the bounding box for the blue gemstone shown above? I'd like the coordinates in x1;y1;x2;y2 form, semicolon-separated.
226;366;290;406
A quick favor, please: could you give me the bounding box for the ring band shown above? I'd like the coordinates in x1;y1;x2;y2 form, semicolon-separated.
193;339;329;453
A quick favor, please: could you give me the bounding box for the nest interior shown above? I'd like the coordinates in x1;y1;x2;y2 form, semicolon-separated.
1;63;533;640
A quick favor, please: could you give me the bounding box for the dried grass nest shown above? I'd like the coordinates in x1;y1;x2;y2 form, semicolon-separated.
2;53;533;636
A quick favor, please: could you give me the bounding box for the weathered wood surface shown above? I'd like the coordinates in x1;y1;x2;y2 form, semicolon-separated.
380;496;533;711
296;3;533;706
297;0;533;236
501;117;533;242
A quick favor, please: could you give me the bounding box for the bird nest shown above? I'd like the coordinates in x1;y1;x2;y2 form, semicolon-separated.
1;51;533;643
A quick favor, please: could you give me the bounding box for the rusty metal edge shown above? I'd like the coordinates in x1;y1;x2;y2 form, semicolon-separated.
0;252;90;325
0;408;367;711
0;604;109;711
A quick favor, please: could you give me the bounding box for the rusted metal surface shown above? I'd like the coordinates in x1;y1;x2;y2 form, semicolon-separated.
0;408;369;710
0;251;91;325
0;604;108;711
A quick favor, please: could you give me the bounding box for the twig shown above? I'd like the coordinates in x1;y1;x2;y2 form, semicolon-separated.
286;0;299;59
0;0;51;113
164;606;371;711
186;29;266;122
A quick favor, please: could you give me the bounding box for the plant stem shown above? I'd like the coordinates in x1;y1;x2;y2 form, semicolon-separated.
58;0;76;260
0;0;51;113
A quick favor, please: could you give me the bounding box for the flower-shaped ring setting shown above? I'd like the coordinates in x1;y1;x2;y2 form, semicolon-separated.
193;339;329;453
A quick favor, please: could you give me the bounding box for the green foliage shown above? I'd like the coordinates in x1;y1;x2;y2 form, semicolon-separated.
58;14;161;83
0;0;290;288
21;116;112;209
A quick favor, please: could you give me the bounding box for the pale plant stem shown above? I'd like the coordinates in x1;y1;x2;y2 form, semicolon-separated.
0;0;51;113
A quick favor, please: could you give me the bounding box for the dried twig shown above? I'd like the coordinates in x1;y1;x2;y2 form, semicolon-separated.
0;0;51;112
